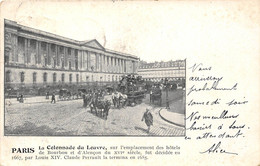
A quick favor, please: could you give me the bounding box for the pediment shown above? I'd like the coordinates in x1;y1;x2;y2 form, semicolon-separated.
81;39;105;50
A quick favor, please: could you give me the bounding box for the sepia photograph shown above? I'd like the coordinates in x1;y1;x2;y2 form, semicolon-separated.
4;18;185;136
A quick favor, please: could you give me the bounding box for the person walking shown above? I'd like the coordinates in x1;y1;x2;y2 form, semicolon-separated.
51;93;56;103
46;91;49;99
142;108;153;133
111;91;116;108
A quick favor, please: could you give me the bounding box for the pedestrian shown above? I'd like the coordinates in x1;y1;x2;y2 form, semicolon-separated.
111;91;116;108
16;92;20;101
19;94;24;103
51;93;56;103
142;108;153;133
121;93;128;108
150;90;153;103
46;91;49;99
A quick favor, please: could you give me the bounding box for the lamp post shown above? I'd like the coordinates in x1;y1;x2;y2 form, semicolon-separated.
165;78;170;109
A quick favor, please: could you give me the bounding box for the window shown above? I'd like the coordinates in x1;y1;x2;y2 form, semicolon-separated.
20;72;25;83
53;73;57;83
62;74;65;83
33;72;37;84
76;74;79;84
43;73;47;83
86;76;89;82
69;74;72;83
5;71;11;82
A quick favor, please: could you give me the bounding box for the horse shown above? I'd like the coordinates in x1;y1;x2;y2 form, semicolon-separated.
95;99;112;120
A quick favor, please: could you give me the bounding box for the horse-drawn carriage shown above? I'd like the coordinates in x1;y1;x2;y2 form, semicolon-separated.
86;93;112;120
118;75;146;106
150;87;162;106
59;89;72;100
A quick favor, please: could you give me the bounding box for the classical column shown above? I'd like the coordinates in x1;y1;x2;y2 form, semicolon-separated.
46;43;49;65
79;50;83;70
24;38;28;64
64;47;68;67
27;39;31;64
87;51;90;71
114;58;117;73
12;34;18;62
83;51;88;70
105;55;107;72
124;60;126;73
37;41;41;64
111;57;114;73
95;53;98;71
55;44;58;68
57;45;60;67
100;54;102;72
121;59;123;73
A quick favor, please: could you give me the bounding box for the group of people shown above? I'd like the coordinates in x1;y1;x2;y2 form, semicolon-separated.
111;91;128;109
16;94;24;103
82;89;112;119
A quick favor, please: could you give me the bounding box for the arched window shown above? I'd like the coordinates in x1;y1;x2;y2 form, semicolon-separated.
53;73;57;83
43;72;47;83
69;74;72;83
5;71;11;83
61;73;65;83
20;72;25;83
33;72;37;84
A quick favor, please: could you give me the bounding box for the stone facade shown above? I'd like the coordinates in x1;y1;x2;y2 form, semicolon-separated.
137;60;185;82
4;19;139;88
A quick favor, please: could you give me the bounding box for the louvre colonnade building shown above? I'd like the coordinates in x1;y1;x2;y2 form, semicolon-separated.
4;19;139;89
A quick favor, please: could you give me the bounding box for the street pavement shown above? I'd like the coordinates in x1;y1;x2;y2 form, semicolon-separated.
5;97;185;136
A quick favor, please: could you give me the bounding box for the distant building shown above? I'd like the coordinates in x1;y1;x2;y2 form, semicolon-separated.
4;19;139;90
137;60;185;82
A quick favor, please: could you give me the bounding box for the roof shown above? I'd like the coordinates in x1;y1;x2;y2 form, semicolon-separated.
139;60;185;69
4;19;139;60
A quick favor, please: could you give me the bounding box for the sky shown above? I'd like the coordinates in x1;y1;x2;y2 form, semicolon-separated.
1;0;259;63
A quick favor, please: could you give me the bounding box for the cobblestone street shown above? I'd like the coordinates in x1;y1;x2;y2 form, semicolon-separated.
5;96;185;136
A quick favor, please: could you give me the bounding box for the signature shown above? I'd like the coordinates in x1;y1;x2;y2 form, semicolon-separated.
200;141;238;155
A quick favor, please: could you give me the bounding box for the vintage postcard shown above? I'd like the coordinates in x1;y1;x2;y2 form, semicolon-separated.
0;0;259;165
